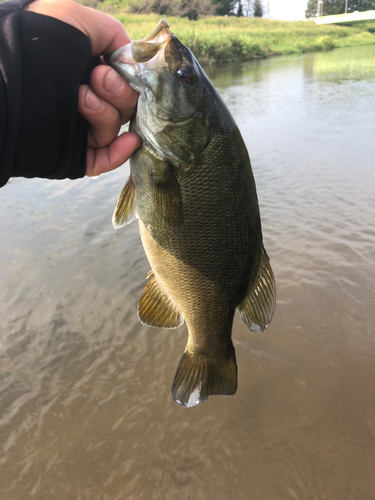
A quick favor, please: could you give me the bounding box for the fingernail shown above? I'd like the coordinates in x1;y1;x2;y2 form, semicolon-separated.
85;89;101;110
104;68;124;94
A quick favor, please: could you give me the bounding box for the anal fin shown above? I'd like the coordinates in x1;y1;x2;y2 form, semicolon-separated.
238;245;276;332
138;271;184;329
112;176;137;229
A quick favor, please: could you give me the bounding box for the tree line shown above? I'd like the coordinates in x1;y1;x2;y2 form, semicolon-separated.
79;0;265;20
126;0;265;20
305;0;375;17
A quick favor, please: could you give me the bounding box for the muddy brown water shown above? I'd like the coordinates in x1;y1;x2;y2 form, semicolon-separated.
1;45;375;499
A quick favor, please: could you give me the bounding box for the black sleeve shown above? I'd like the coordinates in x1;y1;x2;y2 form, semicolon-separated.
0;0;98;188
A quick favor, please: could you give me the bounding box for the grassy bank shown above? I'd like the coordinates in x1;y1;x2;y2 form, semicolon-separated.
104;12;375;63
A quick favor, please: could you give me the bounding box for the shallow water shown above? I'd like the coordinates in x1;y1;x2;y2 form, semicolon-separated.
1;44;375;499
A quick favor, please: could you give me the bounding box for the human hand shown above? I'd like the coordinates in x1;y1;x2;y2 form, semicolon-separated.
78;65;140;178
26;0;140;177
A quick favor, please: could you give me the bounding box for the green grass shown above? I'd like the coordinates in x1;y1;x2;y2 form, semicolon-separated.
98;8;375;63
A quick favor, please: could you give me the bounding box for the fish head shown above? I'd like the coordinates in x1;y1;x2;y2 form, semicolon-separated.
106;19;213;165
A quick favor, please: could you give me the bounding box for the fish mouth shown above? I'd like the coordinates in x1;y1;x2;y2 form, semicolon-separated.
105;19;171;68
105;19;176;122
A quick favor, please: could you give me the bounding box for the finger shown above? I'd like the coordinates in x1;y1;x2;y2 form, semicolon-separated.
86;132;141;177
89;65;139;124
26;0;130;55
78;85;121;148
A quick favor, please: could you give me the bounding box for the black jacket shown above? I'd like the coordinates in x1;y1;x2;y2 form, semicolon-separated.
0;0;97;188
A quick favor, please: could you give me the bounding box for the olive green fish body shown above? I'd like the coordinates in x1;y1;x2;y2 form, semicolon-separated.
107;20;275;407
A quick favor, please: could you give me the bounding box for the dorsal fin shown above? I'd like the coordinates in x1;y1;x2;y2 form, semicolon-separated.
138;271;184;329
112;176;137;229
238;245;276;332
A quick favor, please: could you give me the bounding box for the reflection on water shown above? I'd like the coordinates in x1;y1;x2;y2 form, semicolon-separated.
1;45;375;499
307;44;375;81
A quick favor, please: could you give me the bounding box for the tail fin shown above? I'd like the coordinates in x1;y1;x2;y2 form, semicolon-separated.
171;345;237;408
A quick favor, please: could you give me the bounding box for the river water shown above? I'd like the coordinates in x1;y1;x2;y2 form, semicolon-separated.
1;44;375;499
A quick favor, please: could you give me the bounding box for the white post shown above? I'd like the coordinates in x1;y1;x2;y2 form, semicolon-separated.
317;0;323;17
345;0;348;14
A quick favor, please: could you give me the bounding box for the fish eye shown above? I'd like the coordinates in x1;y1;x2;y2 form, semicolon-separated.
177;64;195;84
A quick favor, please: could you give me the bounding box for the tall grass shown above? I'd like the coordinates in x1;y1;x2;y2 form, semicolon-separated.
103;13;375;63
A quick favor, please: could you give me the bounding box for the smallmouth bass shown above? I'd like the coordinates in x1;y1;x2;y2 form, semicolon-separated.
106;20;276;408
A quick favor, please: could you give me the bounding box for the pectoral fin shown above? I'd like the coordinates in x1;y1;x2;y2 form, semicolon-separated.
151;160;183;224
112;176;137;229
238;245;276;332
138;271;184;329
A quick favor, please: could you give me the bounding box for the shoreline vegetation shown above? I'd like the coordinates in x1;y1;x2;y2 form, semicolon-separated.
102;11;375;63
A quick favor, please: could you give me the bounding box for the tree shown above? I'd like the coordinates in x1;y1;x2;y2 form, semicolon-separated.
237;0;244;16
181;0;217;20
253;0;263;17
305;0;375;17
212;0;237;15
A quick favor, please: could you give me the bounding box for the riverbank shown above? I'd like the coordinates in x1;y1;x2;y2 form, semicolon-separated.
105;13;375;63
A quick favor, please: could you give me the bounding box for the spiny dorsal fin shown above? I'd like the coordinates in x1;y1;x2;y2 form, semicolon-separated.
138;271;184;329
238;245;276;332
172;345;237;408
112;176;137;229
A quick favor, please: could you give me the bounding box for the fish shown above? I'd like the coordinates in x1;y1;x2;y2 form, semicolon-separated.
106;19;276;408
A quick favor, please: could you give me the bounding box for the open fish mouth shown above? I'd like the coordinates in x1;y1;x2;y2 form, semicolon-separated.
105;19;186;124
105;19;172;69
